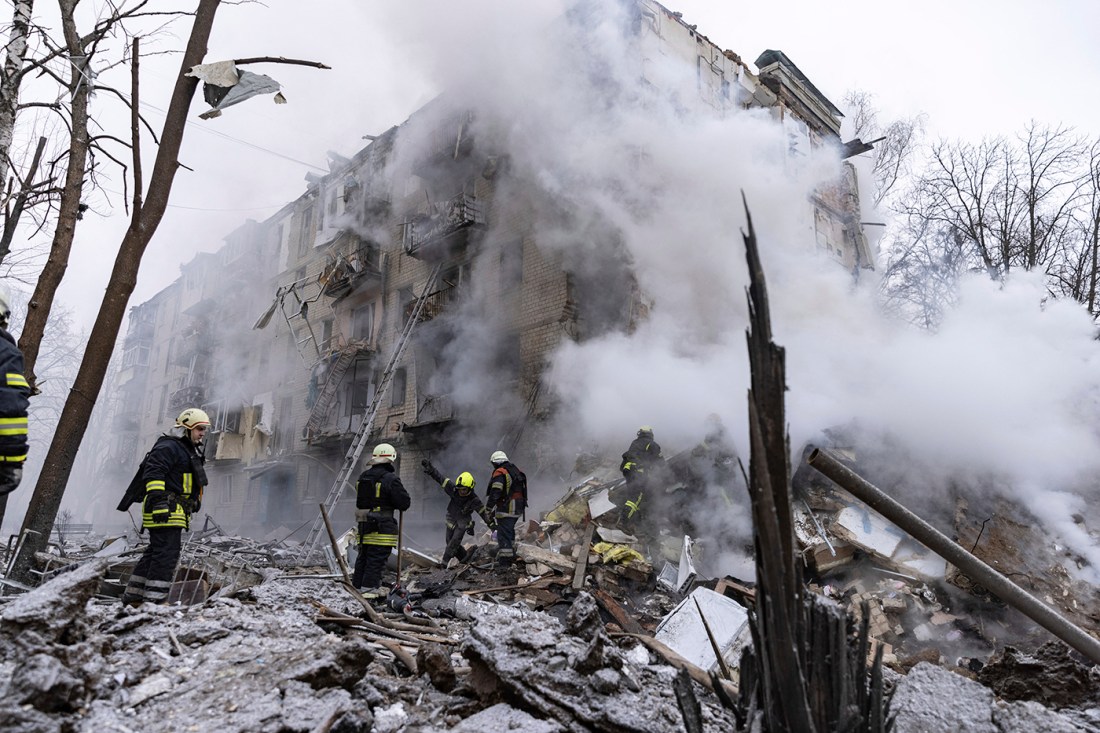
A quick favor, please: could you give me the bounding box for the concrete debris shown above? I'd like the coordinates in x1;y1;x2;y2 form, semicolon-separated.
1;448;1098;730
890;663;1096;733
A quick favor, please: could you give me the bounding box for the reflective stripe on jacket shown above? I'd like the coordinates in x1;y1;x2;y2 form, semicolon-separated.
0;330;29;463
486;463;524;518
141;435;205;530
356;463;411;547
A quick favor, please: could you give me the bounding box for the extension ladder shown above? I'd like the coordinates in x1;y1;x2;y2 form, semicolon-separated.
299;263;443;561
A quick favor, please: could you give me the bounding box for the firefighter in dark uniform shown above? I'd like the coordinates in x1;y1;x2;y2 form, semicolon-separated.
0;288;29;499
422;459;495;565
121;408;209;606
485;450;526;567
352;443;410;596
617;426;663;533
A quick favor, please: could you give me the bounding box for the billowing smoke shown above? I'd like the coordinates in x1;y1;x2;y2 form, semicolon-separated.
356;1;1100;579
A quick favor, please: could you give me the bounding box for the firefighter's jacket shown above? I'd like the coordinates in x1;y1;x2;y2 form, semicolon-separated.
141;435;206;530
356;463;411;547
620;435;662;479
0;329;29;464
486;462;525;519
433;475;493;530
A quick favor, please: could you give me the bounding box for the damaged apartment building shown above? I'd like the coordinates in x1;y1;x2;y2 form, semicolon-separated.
87;1;874;540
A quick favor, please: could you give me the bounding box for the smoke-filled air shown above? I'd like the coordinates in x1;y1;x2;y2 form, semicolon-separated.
358;1;1100;581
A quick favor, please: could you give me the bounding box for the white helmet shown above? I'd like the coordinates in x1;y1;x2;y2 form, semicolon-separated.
490;450;508;465
176;408;211;430
371;443;397;464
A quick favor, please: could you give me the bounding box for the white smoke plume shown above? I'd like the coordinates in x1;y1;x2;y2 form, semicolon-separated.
361;1;1100;579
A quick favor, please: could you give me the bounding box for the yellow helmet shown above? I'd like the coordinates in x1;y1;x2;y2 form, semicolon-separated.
637;425;654;438
176;408;211;430
371;443;397;464
455;472;476;490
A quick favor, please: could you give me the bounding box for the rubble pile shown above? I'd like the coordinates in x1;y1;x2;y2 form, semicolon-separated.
0;540;1096;731
2;453;1100;730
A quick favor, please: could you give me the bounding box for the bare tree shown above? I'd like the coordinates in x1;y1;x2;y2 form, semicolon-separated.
8;2;328;582
879;223;967;329
842;90;925;208
9;0;223;582
54;506;71;547
18;0;184;392
1051;140;1100;315
901;124;1085;281
0;0;36;196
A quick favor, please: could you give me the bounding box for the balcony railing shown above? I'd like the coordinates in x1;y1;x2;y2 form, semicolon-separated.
169;328;215;367
319;241;383;299
403;193;485;260
411;114;475;176
168;385;206;416
123;320;155;349
403;284;458;324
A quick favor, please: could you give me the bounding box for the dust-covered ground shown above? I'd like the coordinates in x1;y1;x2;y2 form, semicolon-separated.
1;556;1099;732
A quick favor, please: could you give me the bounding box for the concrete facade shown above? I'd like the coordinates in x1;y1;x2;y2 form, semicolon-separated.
87;1;871;543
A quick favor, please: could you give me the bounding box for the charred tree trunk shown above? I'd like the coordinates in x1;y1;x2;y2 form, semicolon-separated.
10;0;221;584
737;197;890;731
17;0;94;393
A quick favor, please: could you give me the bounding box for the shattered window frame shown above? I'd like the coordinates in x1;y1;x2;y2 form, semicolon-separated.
352;302;376;343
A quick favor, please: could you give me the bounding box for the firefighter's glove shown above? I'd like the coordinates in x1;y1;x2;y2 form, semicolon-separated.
149;493;171;523
0;465;21;497
466;523;475;536
421;460;443;484
191;497;202;514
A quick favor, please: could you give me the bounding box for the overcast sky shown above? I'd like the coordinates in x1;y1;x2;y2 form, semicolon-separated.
26;0;1098;333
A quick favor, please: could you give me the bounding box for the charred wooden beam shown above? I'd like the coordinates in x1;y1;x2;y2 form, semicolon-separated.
740;199;891;731
593;588;645;635
742;197;815;731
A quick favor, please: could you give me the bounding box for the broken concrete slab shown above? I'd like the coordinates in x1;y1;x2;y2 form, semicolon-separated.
446;702;566;732
1;557;108;653
463;591;741;731
889;662;1092;733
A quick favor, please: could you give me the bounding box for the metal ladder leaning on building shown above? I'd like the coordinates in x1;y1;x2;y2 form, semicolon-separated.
299;262;443;562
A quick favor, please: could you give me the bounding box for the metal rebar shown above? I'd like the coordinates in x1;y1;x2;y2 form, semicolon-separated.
807;447;1100;665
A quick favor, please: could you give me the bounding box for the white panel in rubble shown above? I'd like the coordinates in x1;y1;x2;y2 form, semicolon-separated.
833;505;905;559
587;489;618;519
654;586;750;673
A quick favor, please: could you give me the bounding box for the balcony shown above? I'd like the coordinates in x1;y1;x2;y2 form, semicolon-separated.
404;283;457;324
411;113;475;177
168;385;206;416
319;238;383;300
169;327;215;368
123;320;154;350
402;193;486;261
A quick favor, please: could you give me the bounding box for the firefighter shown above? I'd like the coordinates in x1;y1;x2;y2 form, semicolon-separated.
485;450;526;568
617;426;664;533
421;459;495;566
121;408;209;606
352;443;410;596
0;288;28;498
